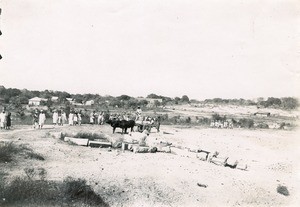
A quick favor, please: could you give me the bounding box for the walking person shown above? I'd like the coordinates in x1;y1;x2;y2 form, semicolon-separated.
39;110;46;129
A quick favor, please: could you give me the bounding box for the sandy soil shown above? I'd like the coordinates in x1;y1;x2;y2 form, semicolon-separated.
1;122;299;207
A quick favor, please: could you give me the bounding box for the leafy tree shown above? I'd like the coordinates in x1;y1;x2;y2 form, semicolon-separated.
174;97;180;104
281;97;299;109
181;95;190;103
117;95;132;101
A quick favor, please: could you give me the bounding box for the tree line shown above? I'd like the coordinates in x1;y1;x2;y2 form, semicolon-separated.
0;86;298;110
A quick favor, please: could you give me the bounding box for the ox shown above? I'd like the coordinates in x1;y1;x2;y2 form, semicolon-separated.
107;119;135;134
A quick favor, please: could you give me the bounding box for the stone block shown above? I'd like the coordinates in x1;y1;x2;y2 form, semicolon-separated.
88;141;112;148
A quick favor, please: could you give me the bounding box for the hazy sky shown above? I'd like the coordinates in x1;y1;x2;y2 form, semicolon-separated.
1;0;299;100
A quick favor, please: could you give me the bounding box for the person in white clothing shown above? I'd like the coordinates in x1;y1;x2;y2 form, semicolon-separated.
61;110;67;125
69;111;74;126
39;110;46;129
52;110;58;126
0;110;7;130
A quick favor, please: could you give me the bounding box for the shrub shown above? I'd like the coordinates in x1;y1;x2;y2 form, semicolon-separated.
279;122;286;129
0;142;45;163
0;142;22;162
212;113;226;121
0;176;109;207
256;123;269;129
195;117;211;125
238;118;254;128
26;152;45;161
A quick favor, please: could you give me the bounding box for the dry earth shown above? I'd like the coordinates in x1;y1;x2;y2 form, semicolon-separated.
1;121;300;207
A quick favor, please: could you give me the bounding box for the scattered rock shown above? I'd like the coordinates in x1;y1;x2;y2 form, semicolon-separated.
277;185;289;196
197;183;207;188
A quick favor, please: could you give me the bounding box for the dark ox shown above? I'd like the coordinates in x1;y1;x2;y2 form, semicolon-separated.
107;119;135;134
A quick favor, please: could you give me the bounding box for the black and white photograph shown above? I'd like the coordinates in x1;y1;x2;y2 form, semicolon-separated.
0;0;299;206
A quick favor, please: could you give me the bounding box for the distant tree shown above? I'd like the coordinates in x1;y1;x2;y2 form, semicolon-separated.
174;97;180;104
281;97;299;110
147;93;160;99
264;97;282;107
138;100;149;107
181;95;190;103
117;95;132;101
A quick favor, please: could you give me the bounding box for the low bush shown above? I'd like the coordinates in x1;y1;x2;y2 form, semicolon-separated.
0;142;45;163
26;152;45;161
0;176;109;207
256;123;269;129
195;117;211;125
238;118;254;128
0;142;24;163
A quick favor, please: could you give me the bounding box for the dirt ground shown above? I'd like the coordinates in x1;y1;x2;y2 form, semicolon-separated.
1;121;299;207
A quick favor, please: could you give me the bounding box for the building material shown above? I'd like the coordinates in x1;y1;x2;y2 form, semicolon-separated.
88;141;112;148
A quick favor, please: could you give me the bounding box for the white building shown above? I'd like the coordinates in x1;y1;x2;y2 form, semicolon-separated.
51;96;59;102
28;97;48;106
85;100;95;106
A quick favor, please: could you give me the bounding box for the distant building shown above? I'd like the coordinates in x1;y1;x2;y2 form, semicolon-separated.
85;100;95;106
254;112;271;117
28;97;47;106
51;96;59;102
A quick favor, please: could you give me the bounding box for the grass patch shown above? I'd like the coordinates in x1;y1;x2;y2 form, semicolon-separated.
26;152;45;161
0;142;45;163
0;176;109;207
0;142;25;163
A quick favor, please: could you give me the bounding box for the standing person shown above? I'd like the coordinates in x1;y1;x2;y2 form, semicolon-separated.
136;106;142;120
39;110;46;129
57;110;62;125
77;110;82;125
6;112;11;130
0;110;6;130
52;110;59;126
61;110;67;126
68;111;74;126
33;110;39;129
98;111;105;125
73;111;78;125
90;111;95;125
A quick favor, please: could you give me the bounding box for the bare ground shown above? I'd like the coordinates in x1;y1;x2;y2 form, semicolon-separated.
1;122;300;207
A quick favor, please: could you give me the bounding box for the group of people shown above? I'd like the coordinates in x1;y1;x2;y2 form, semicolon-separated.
89;111;105;125
66;110;82;126
1;106;144;130
0;109;11;130
32;109;46;129
210;120;233;129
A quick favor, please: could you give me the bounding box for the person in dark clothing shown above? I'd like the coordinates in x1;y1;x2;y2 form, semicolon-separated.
6;112;11;129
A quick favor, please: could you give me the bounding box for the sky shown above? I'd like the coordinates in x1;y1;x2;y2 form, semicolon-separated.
1;0;299;100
